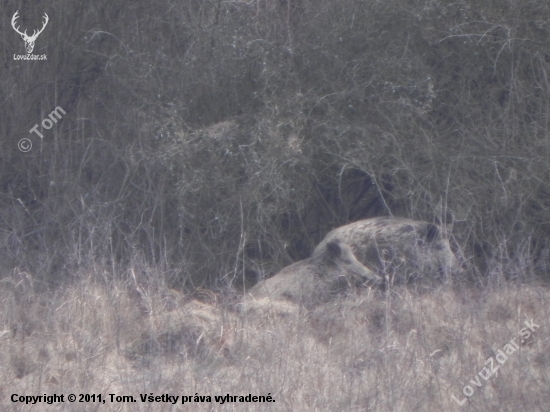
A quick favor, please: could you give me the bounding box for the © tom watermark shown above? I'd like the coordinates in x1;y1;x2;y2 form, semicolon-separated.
451;319;540;406
18;138;32;152
19;106;66;152
12;10;48;60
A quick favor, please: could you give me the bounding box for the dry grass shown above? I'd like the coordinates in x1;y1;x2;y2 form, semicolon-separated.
0;269;549;411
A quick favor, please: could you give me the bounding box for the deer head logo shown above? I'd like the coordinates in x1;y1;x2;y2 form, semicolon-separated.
12;11;49;54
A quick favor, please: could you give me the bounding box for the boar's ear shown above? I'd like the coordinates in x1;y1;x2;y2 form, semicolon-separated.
425;224;439;243
435;210;454;232
325;240;343;259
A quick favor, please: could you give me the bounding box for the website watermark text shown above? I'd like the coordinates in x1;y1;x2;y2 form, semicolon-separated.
451;319;540;406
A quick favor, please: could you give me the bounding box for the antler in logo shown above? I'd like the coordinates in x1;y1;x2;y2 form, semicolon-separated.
12;11;49;54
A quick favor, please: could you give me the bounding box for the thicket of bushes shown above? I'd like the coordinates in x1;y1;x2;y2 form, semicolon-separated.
2;0;550;289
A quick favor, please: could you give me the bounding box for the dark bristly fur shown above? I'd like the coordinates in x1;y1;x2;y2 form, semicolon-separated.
313;217;462;286
250;239;379;308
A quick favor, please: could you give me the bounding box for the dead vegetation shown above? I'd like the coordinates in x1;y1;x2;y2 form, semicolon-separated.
1;271;549;411
3;0;550;410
